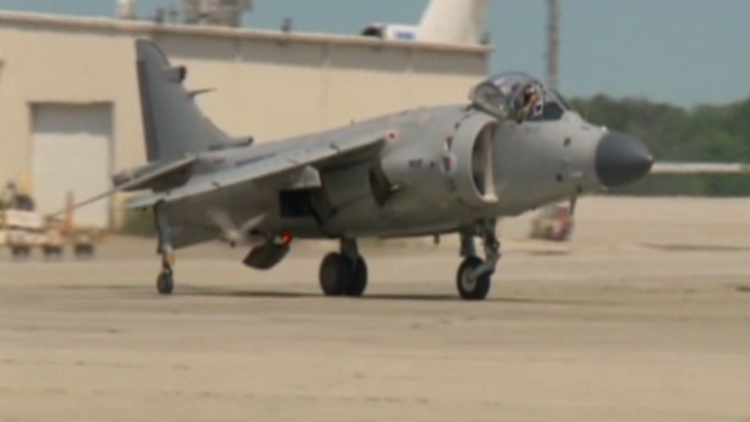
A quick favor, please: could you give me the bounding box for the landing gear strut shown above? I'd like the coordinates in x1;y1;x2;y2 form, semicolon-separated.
319;238;368;297
154;203;175;295
456;219;501;300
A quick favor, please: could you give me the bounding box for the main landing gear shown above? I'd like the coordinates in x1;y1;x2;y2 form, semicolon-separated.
315;220;501;301
154;203;175;295
318;238;368;297
455;219;501;300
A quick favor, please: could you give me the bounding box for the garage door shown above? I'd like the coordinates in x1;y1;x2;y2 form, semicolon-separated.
31;104;113;228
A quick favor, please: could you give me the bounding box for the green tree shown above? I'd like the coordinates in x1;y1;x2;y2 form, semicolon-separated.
570;96;750;196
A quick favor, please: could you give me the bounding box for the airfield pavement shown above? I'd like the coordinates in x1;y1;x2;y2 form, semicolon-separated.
1;196;750;422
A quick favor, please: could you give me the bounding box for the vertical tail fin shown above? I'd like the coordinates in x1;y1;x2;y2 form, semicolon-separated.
136;39;232;162
418;0;491;44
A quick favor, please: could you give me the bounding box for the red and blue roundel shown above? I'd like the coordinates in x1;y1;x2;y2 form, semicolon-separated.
442;152;457;174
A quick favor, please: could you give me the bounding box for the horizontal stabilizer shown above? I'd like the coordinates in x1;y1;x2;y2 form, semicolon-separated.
46;156;198;218
113;156;198;192
126;131;390;209
650;162;750;175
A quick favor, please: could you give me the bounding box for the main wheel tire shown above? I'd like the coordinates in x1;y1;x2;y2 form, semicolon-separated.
157;271;174;295
456;256;492;301
319;252;350;296
344;257;368;297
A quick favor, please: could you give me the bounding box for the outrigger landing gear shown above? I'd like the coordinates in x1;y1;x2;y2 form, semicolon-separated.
456;219;501;301
154;203;175;295
319;238;368;297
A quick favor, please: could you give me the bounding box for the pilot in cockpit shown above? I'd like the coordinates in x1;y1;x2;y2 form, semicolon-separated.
514;82;544;123
469;73;557;124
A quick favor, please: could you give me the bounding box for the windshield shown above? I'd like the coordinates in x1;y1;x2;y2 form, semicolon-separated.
552;89;575;111
469;72;571;122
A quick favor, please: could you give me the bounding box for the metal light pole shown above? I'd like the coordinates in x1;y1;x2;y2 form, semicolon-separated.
546;0;560;90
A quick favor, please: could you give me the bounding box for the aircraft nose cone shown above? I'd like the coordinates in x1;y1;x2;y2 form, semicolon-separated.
595;131;654;188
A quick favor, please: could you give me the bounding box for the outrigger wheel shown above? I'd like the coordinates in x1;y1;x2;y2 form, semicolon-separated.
154;203;176;295
156;270;174;295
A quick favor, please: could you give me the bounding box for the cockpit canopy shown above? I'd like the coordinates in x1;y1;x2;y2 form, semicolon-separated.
468;71;575;122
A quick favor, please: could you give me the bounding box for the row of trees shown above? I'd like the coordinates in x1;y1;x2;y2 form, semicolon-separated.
569;95;750;196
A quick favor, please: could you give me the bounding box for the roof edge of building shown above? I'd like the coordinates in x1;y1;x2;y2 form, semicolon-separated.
0;10;495;55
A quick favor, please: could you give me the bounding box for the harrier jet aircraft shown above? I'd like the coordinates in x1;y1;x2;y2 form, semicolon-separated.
64;39;659;301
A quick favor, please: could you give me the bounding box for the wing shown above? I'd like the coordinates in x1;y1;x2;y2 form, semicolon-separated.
126;131;389;209
650;162;750;175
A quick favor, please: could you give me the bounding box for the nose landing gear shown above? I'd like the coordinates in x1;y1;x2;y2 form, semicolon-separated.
456;219;501;301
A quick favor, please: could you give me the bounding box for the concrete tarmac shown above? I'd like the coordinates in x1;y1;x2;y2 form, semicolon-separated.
1;197;750;422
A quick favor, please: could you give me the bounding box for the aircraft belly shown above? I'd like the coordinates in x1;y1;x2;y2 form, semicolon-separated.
317;179;472;238
171;223;218;249
167;205;221;249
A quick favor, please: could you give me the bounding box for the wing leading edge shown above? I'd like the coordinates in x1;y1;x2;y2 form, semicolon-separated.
126;131;391;210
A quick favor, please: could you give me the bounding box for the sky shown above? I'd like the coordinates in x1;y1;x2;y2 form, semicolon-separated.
1;0;748;108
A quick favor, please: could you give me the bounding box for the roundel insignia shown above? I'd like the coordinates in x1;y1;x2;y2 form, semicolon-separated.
442;152;457;174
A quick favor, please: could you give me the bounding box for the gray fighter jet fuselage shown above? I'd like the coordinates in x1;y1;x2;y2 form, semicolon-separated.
74;40;654;300
182;100;641;239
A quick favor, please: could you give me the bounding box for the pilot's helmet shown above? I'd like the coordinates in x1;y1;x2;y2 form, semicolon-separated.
525;83;541;95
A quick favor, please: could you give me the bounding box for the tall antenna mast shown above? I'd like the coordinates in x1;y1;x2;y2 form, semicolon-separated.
546;0;560;90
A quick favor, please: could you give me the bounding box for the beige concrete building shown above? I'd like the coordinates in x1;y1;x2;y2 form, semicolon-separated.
0;11;491;228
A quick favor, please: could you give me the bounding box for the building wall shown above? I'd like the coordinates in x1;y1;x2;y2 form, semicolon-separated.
30;103;114;227
0;11;491;227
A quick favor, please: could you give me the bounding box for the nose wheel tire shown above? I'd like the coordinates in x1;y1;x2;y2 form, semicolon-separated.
319;252;368;297
456;256;492;300
157;271;174;295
